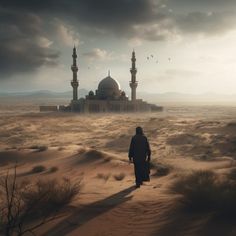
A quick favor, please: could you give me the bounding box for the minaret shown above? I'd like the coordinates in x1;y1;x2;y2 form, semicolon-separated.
130;50;138;101
71;46;79;101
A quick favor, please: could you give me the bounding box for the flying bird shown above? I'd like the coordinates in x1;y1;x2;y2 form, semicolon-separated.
151;55;154;58
147;57;149;60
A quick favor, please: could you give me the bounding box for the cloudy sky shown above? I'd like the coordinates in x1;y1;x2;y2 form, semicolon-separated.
0;0;236;96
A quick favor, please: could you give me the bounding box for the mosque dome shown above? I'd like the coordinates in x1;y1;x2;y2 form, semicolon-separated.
96;73;121;99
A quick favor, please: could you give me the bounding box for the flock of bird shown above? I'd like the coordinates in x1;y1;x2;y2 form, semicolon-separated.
146;54;171;63
87;55;172;70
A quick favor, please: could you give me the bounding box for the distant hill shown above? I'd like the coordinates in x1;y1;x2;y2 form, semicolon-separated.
0;90;235;106
0;89;89;106
139;92;236;105
0;89;89;99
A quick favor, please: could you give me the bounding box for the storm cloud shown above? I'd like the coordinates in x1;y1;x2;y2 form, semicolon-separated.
0;7;59;78
2;0;236;37
0;0;236;78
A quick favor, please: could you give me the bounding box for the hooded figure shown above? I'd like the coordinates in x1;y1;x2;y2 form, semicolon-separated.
128;127;151;188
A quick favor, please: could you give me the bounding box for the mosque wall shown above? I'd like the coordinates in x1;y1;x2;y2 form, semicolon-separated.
39;105;58;112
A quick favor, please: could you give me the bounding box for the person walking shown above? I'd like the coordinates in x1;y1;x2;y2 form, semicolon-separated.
128;127;151;188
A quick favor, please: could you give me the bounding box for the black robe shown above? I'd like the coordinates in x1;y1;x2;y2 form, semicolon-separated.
128;134;151;184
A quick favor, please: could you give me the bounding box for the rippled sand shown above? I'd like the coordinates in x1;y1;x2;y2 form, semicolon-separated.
1;106;236;235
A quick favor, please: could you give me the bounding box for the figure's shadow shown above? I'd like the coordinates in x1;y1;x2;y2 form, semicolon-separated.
43;186;136;236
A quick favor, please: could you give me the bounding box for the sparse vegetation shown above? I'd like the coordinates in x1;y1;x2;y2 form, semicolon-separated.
77;147;86;154
113;173;125;181
85;149;104;159
103;156;112;162
58;146;65;151
96;173;110;181
171;170;236;217
31;165;46;173
227;122;236;127
49;166;58;173
151;162;171;177
0;166;80;236
30;145;48;152
22;178;79;218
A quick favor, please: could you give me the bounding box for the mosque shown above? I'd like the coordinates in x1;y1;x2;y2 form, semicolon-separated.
40;47;163;113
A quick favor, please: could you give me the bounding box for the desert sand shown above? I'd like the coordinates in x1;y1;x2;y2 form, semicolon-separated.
1;105;236;235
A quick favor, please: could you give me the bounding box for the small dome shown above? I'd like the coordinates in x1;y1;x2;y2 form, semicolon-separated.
88;90;94;96
97;75;121;99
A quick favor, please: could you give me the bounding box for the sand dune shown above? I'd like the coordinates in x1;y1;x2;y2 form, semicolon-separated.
1;106;236;235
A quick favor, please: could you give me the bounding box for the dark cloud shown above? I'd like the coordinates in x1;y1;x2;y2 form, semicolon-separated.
0;0;166;37
1;0;235;39
0;7;59;78
0;0;236;78
0;0;160;23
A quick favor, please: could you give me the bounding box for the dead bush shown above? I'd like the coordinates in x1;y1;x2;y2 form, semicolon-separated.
22;178;79;218
171;170;236;217
151;162;171;177
96;173;110;181
30;145;48;152
49;166;58;173
0;167;80;236
31;165;46;173
113;173;125;181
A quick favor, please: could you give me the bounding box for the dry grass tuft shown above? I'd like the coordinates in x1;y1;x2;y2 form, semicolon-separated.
0;167;80;235
151;162;171;177
31;165;46;173
96;173;110;181
171;170;236;217
22;178;79;218
49;166;58;173
58;146;65;151
113;173;125;181
227;122;236;127
85;149;104;159
30;145;48;152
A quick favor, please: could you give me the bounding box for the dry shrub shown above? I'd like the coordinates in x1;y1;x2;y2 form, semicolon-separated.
0;171;80;236
31;165;46;173
113;173;125;181
85;149;104;159
227;122;236;127
37;146;48;152
78;149;106;165
167;133;203;146
22;178;79;218
30;145;48;152
49;166;58;173
77;147;86;154
171;170;236;217
103;156;112;163
96;173;110;181
151;162;171;177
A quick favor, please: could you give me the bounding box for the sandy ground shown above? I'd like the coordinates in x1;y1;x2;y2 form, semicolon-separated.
1;105;236;235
